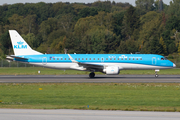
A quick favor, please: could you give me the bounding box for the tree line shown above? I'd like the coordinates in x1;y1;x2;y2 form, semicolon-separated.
0;0;180;58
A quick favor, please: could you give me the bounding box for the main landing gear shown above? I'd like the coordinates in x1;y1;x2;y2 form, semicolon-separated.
89;72;95;78
155;69;159;78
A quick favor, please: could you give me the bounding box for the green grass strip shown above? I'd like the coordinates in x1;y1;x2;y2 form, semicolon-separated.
0;83;180;112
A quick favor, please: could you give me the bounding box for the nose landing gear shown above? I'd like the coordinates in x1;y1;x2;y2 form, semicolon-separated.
155;74;159;78
155;69;159;78
89;72;95;78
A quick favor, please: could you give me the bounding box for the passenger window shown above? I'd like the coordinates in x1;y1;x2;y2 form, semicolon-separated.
114;58;116;60
125;58;127;60
53;58;55;60
86;58;87;60
140;58;142;60
133;58;134;60
78;58;80;60
89;58;91;60
110;58;112;60
65;58;66;60
94;58;95;60
161;58;164;60
82;58;84;60
129;58;131;60
57;58;59;60
68;58;70;60
61;58;63;60
118;58;119;60
121;58;123;60
137;58;138;60
75;58;77;60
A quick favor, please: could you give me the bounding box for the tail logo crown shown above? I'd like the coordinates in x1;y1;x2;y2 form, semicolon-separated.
14;41;27;49
17;41;24;45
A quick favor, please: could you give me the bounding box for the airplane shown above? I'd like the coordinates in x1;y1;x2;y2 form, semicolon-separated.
6;30;176;78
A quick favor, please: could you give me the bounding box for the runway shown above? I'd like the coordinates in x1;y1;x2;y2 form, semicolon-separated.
0;109;180;120
0;75;180;83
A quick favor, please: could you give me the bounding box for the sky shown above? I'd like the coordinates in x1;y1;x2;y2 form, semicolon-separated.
0;0;172;6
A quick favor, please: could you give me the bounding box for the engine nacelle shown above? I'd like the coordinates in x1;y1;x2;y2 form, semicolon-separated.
103;66;120;75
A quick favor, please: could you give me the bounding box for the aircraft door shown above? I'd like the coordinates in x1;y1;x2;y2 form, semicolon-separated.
42;57;47;65
152;57;156;65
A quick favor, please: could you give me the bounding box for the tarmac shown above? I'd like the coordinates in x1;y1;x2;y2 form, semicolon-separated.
1;74;180;120
0;75;180;83
1;109;180;120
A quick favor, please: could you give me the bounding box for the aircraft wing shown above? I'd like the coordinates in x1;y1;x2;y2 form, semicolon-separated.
78;62;104;69
68;54;104;71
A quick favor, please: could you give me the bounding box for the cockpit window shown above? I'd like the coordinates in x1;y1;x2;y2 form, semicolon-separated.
161;57;165;60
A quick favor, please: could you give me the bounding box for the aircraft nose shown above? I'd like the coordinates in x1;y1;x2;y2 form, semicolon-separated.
173;63;176;68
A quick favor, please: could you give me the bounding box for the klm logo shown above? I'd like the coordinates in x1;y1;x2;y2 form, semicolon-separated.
14;41;27;49
119;55;127;59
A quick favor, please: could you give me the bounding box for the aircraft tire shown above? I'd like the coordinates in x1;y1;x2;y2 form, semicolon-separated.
89;72;95;78
155;74;159;78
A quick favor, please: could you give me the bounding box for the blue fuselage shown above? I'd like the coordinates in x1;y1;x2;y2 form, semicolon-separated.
14;54;175;71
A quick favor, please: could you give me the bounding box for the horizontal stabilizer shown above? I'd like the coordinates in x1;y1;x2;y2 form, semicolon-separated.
6;55;28;61
10;55;28;60
6;56;14;62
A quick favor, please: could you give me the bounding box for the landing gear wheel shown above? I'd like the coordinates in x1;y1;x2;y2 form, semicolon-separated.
89;72;95;78
155;74;159;78
155;69;159;78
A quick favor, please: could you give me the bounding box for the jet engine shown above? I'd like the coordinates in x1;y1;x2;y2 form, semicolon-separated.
103;66;120;75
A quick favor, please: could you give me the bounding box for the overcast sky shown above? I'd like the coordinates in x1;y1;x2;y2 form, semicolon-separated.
0;0;172;6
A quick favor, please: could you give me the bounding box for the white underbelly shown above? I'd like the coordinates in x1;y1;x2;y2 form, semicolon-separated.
29;62;171;70
29;62;77;69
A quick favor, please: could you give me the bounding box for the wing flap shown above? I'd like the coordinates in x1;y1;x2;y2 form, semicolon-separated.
78;62;104;69
68;54;105;71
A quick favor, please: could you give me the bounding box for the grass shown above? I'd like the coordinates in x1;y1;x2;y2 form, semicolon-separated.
0;67;179;75
0;67;89;75
0;83;180;111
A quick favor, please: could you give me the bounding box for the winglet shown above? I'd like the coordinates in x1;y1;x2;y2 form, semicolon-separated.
68;54;78;63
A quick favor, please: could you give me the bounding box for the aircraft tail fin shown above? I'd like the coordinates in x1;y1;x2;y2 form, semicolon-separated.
9;30;42;56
